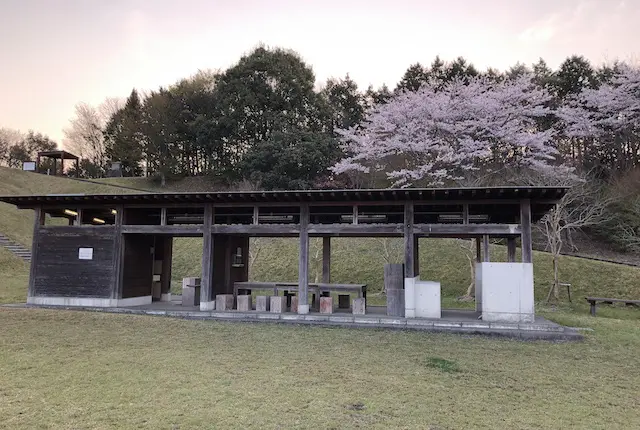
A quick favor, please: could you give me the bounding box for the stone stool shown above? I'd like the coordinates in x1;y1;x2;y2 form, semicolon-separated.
256;295;271;312
320;296;333;314
237;295;252;311
216;294;234;311
352;298;366;315
270;296;287;313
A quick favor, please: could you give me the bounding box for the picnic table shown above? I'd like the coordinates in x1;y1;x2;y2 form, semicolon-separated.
233;281;367;309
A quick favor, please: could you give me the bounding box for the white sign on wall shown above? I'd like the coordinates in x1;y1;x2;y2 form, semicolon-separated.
78;248;94;260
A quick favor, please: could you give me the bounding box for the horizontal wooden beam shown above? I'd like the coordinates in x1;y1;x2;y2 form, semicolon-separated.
414;223;521;236
121;225;204;235
308;224;404;236
45;222;522;238
211;225;301;236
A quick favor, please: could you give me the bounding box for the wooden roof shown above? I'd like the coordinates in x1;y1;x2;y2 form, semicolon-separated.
37;150;79;160
0;186;566;209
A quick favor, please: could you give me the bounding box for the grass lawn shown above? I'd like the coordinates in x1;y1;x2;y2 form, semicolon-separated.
0;308;638;429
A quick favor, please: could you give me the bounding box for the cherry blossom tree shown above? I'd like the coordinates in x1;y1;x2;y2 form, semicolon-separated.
558;65;640;172
332;75;569;187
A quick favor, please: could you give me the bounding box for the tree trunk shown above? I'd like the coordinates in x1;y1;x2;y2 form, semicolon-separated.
463;256;476;298
546;253;560;302
553;253;559;300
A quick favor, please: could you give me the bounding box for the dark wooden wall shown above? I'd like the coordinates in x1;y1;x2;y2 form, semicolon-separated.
122;234;154;298
155;236;173;296
228;235;249;292
211;234;249;296
33;227;116;297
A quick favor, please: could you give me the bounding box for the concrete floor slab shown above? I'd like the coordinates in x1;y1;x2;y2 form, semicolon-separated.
10;300;584;341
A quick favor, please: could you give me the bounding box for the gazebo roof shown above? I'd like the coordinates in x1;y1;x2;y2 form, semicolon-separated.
37;150;79;160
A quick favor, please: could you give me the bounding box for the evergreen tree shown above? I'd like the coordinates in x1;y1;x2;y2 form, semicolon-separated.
322;75;367;131
396;63;429;92
103;89;145;176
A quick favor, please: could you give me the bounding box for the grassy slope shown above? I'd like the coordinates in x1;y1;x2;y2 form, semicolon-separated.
0;247;28;304
0;308;638;429
97;176;223;192
0;167;139;245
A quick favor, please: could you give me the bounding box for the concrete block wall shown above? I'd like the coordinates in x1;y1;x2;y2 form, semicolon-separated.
405;277;441;319
476;262;534;323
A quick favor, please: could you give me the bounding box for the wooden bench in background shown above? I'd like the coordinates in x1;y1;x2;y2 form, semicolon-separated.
585;296;640;316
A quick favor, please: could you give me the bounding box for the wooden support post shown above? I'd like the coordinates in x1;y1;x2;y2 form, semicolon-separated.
353;205;358;225
521;199;533;263
404;202;415;278
385;263;405;317
507;238;517;262
200;204;214;307
462;203;469;224
60;153;64;175
475;237;482;262
160;237;173;298
482;235;490;262
322;236;331;283
36;154;40;173
298;204;310;314
27;207;44;299
75;158;80;177
111;205;124;300
413;235;420;276
76;208;83;226
160;208;167;226
253;206;259;225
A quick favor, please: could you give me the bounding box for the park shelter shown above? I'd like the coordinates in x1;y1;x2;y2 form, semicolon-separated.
0;186;567;323
36;150;80;177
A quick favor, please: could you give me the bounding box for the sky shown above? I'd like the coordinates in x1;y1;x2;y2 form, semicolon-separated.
1;0;638;146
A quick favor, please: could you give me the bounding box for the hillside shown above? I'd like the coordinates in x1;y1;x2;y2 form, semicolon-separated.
0;169;639;316
0;167;140;245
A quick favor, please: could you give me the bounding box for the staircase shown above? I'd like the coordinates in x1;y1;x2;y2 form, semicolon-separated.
0;233;31;262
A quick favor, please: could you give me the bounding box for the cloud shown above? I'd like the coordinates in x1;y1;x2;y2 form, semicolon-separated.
518;14;558;43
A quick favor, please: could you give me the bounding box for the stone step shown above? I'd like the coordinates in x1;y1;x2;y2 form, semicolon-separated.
0;233;32;262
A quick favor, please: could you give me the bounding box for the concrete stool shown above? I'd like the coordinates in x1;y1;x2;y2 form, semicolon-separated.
270;296;287;313
352;298;366;315
256;295;270;312
182;284;200;307
216;294;234;311
320;296;333;314
291;296;299;313
237;295;252;311
338;294;350;309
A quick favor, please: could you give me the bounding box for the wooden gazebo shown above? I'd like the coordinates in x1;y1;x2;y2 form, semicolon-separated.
36;150;79;177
